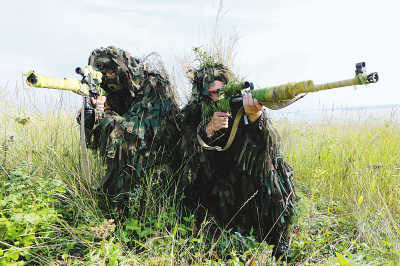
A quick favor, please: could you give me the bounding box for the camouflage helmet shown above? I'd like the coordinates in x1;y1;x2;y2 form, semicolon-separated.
88;46;142;95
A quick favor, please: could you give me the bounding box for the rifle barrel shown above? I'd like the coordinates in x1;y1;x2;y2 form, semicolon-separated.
312;72;378;92
25;70;90;96
252;72;378;105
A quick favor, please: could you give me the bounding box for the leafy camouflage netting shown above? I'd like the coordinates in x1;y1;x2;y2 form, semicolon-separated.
180;48;296;248
84;46;181;205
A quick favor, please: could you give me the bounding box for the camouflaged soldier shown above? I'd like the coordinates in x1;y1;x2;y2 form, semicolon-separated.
78;46;181;207
180;60;296;260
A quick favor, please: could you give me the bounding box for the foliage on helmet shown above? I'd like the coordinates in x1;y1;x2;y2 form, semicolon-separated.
186;47;234;101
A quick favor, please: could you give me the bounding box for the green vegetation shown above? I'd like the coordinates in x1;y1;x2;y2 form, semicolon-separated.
1;109;399;265
279;116;400;264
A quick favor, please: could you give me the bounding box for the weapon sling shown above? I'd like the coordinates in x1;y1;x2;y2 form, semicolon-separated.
197;107;244;152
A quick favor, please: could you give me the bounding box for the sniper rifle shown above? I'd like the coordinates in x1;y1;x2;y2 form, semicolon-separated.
199;62;379;151
25;65;107;183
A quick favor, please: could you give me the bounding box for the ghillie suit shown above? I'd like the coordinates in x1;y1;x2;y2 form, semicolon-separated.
180;54;296;259
80;46;181;207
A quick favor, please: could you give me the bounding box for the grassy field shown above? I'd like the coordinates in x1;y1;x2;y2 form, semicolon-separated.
1;108;399;265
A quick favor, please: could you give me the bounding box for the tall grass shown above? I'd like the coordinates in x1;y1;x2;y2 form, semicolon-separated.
278;115;400;263
1;104;400;264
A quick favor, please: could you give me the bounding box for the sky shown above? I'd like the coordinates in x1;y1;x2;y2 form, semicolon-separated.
1;0;399;114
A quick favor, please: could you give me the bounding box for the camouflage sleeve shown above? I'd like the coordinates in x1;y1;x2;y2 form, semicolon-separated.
229;108;285;175
180;103;201;152
179;103;212;184
244;109;274;144
198;122;229;147
84;110;125;155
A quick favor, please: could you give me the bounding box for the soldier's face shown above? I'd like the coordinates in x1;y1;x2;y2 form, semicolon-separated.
93;56;123;92
208;80;225;102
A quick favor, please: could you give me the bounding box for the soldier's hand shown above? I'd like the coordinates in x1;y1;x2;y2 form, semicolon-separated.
206;112;230;136
243;94;262;122
90;96;107;112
